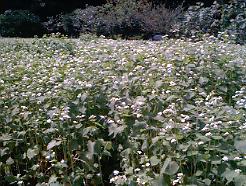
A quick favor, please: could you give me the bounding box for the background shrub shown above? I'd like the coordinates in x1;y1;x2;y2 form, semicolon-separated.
171;2;222;38
172;0;246;44
43;7;101;37
42;0;182;38
220;0;246;44
0;10;44;37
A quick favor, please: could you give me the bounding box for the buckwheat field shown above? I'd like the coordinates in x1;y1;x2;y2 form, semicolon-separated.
0;35;246;185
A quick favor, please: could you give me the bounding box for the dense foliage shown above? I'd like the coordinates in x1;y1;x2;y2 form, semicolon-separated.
0;34;245;185
0;0;245;45
0;10;44;37
0;0;225;16
43;1;182;38
174;0;246;44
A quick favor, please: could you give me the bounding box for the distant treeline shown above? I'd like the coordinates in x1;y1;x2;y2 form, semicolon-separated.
0;0;232;19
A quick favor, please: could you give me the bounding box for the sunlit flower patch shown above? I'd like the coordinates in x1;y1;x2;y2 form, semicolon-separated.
0;35;245;185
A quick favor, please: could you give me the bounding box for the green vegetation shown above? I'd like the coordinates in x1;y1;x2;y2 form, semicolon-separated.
0;34;245;185
1;0;246;44
0;10;43;37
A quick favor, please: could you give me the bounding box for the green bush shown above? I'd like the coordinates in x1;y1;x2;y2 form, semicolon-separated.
0;10;43;37
43;7;101;37
172;0;246;44
43;0;182;38
171;2;222;38
220;0;246;44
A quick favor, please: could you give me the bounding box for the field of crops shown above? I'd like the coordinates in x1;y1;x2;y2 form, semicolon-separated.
0;35;246;185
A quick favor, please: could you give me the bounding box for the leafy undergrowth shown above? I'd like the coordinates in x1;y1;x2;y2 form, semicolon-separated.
0;35;246;185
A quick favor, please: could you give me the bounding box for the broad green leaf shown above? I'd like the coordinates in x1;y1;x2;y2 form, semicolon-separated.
195;170;203;176
6;157;14;165
235;140;246;153
212;136;223;140
27;148;38;160
108;123;126;138
161;158;179;175
141;139;148;151
199;77;209;85
151;175;169;186
150;156;160;166
47;140;62;150
48;175;58;184
203;178;211;185
238;160;246;166
155;80;163;88
235;175;246;186
183;104;196;112
125;167;133;175
87;140;95;160
222;169;239;184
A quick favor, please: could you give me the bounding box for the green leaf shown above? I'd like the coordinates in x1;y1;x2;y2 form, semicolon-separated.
161;158;171;174
155;80;163;88
199;77;209;86
195;170;203;176
104;141;112;150
238;160;246;166
87;140;95;160
125;167;133;175
108;123;126;138
183;104;196;112
203;178;211;185
48;175;58;184
235;175;246;186
6;157;14;165
150;156;160;166
161;158;179;175
47;140;62;150
212;136;223;140
27;148;38;160
235;140;246;153
222;169;239;184
151;175;169;186
141;139;148;151
4;175;17;183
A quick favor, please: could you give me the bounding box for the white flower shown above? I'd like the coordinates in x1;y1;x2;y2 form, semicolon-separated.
169;81;176;86
113;170;119;175
136;178;141;184
137;151;142;155
47;119;52;123
145;162;150;167
198;141;204;145
167;64;173;68
224;132;229;136
110;176;117;183
234;157;242;160
177;173;184;177
222;156;229;161
171;139;177;143
45;155;51;160
136;114;142;118
205;132;212;136
17;181;24;185
235;169;241;174
135;168;141;172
